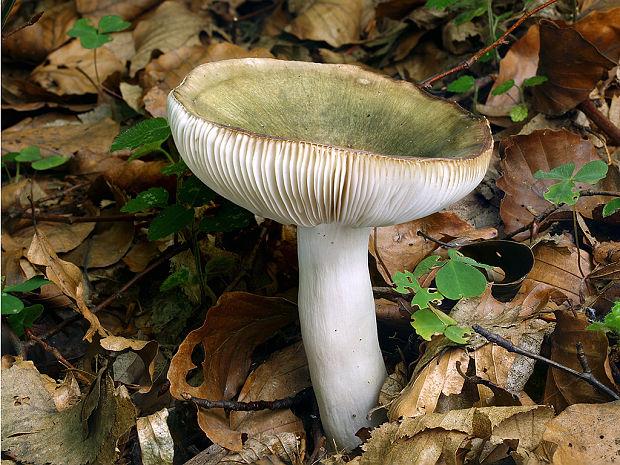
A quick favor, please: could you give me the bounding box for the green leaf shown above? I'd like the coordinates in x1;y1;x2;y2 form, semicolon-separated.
510;105;528;122
435;260;487;299
4;276;50;293
444;325;471;343
522;76;548;87
198;200;254;233
543;180;578;205
429;307;459;326
14;146;42;162
411;288;443;310
533;163;575;181
67;18;97;38
161;160;188;176
2;152;19;162
454;6;487;25
588;301;620;335
603;197;620;217
572;160;608;184
31;155;68;170
392;270;421;294
121;187;169;213
148;205;194;240
97;15;131;33
178;176;216;207
160;268;190;292
411;309;446;341
447;75;475;93
2;293;24;315
491;79;515;95
413;255;443;278
204;256;236;279
126;141;167;162
447;249;493;269
110;118;171;151
425;0;461;8
7;304;44;337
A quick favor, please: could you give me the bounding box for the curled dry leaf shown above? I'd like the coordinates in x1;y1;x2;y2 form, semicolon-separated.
136;408;174;465
370;212;497;284
167;292;298;451
544;311;618;412
497;128;606;237
285;0;371;47
26;227;108;341
387;348;469;421
100;336;159;393
130;1;208;77
542;401;620;465
360;405;555;465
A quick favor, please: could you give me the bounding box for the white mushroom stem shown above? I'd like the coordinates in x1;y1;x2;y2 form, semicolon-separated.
297;223;387;451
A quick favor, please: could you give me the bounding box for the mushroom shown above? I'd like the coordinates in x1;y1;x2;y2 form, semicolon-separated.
167;58;493;450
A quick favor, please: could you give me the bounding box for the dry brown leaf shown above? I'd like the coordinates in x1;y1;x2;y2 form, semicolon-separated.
544;311;618;412
142;42;273;117
1;114;119;160
1;178;48;210
136;408;174;465
497;129;606;237
77;0;160;21
26;227;108;341
360;405;555;465
531;19;616;115
370;212;497;284
130;1;208;77
221;433;302;464
10;221;96;255
31;39;124;96
3;2;77;64
379;361;408;407
104;160;176;194
100;336;159;393
285;0;370;47
122;240;161;272
542;401;620;465
230;342;309;441
167;292;298;451
387;348;469;420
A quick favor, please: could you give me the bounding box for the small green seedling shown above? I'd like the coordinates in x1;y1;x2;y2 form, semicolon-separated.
533;160;617;216
2;146;67;183
392;249;492;343
490;76;548;122
111;118;173;163
2;275;50;336
587;301;620;335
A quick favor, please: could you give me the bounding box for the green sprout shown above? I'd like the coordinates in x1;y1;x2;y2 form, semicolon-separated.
2;146;67;183
2;275;51;336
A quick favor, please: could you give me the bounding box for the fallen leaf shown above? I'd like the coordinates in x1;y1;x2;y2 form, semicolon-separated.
10;221;96;255
1;178;48;210
544;311;618;412
370;212;497;284
130;1;208;77
100;336;159;393
104;160;176;194
137;408;174;465
26;227;108;341
1;363;135;465
542;401;620;465
221;433;302;464
167;292;298;451
122;239;161;272
76;0;160;21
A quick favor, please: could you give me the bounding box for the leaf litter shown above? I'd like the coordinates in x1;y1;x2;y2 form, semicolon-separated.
1;0;619;463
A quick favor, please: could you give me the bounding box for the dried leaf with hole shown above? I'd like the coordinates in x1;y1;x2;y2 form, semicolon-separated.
370;212;496;284
544;311;618;412
26;227;108;341
167;292;298;451
542;401;620;465
137;408;174;465
387;348;469;421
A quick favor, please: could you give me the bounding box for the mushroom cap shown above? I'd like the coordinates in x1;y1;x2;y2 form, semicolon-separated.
168;58;492;227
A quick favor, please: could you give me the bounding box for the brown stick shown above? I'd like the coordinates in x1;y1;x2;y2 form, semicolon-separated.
12;211;137;223
418;0;561;88
182;387;313;411
1;11;43;40
472;324;619;400
578;99;620;146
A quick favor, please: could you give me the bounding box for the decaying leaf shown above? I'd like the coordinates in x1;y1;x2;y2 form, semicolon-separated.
1;363;135;465
542;401;620;465
76;0;160;21
220;433;303;464
167;292;298;451
101;336;159;393
26;227;108;341
137;408;174;465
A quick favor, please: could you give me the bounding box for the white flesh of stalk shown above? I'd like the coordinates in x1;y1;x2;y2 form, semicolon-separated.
297;223;387;451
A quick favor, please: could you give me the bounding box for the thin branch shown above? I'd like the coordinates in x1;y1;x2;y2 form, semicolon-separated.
418;0;561;88
416;230;455;248
1;11;43;40
182;387;313;411
11;211;137;223
578;99;620;146
21;314;82;352
472;324;619;400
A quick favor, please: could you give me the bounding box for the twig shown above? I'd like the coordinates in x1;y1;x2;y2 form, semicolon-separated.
182;387;313;411
33;182;88;206
24;328;91;384
578;99;620;146
418;0;561;88
455;360;520;402
21;314;82;352
75;66;123;100
1;11;43;40
472;324;619;400
416;230;455;248
11;211;137;223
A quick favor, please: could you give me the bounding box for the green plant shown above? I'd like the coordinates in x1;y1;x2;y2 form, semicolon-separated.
67;15;130;91
2;146;68;183
110;117;173;163
588;301;620;335
2;275;50;336
490;76;548;121
392;249;493;343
